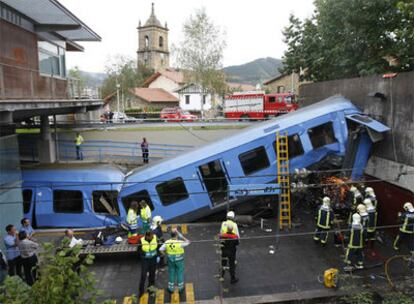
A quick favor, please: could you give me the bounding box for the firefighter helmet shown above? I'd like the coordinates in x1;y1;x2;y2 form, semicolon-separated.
403;202;414;212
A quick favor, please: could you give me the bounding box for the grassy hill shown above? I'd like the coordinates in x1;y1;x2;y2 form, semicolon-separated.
223;57;282;85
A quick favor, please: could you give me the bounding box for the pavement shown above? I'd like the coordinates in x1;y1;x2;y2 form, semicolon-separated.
82;210;411;304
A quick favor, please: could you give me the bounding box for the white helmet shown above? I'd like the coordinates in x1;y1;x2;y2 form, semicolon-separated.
365;187;374;195
152;215;163;226
227;211;235;219
352;213;361;224
115;236;123;244
357;204;367;214
350;186;357;193
403;202;414;212
322;196;331;205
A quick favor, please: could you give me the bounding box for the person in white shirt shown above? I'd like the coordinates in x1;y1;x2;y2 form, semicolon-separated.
65;229;83;248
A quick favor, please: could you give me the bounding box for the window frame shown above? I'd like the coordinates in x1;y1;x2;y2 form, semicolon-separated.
185;95;190;105
53;190;84;214
307;121;338;149
238;146;270;175
156;177;189;206
22;189;33;214
92;190;120;215
121;189;154;212
273;133;304;160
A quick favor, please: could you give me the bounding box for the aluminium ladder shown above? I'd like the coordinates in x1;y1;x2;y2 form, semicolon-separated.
276;132;291;229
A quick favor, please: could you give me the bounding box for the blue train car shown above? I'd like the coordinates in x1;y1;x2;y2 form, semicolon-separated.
120;96;390;222
22;164;125;228
20;96;389;227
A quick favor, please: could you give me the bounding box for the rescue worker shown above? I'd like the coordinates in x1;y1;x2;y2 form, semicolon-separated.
313;197;334;245
364;199;377;246
221;211;240;238
344;213;365;269
138;230;158;298
357;204;369;236
140;200;152;233
151;215;166;268
347;186;363;223
393;202;414;253
220;225;239;284
364;187;377;208
75;132;84;160
159;228;190;293
127;201;139;238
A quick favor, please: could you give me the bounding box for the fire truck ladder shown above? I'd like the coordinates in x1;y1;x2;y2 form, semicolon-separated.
276;132;291;229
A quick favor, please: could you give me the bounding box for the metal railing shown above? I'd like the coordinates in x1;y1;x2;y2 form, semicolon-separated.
19;137;194;163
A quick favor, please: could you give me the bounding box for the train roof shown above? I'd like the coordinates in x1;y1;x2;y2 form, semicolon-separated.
22;163;125;186
125;95;359;183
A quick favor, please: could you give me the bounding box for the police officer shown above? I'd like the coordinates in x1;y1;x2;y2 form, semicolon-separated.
127;201;139;238
344;213;365;269
140;200;152;233
220;224;239;284
363;198;377;246
221;211;240;238
393;202;414;253
138;230;158;297
313;197;334;245
160;228;190;293
364;187;377;208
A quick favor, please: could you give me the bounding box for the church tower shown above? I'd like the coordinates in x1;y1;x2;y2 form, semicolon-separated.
137;3;169;71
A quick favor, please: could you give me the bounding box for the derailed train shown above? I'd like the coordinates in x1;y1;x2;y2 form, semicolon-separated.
21;96;390;228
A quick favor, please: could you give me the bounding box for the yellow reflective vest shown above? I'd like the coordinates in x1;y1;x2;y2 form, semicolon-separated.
221;220;237;235
127;208;138;226
140;205;151;222
165;239;185;256
140;235;157;258
75;135;84;146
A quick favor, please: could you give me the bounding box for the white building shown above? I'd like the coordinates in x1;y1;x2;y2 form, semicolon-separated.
143;68;185;98
175;84;213;111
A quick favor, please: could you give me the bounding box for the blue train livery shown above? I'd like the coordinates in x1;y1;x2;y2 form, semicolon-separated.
21;96;390;228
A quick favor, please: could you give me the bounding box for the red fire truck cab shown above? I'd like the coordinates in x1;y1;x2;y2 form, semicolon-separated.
224;92;298;120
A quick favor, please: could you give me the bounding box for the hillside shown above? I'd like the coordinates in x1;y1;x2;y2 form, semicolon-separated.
223;57;282;85
79;71;107;88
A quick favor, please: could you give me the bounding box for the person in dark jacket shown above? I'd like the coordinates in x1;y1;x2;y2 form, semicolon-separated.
344;213;365;269
151;215;166;268
220;225;239;284
313;197;335;245
141;137;149;164
138;230;158;298
393;202;414;252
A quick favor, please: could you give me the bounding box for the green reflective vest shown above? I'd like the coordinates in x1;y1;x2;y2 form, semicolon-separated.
140;205;151;222
140;235;157;258
165;239;185;261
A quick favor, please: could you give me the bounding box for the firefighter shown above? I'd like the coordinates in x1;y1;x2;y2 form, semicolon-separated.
140;200;152;233
364;187;377;208
313;197;334;245
363;198;377;245
221;211;240;238
347;186;363;223
127;201;139;238
357;204;369;235
344;213;365;269
159;228;190;293
138;230;158;298
220;224;239;284
393;202;414;253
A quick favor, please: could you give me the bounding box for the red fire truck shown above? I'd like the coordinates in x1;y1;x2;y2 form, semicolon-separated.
224;92;298;120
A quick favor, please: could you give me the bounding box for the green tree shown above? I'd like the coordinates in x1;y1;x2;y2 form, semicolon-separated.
68;66;86;95
0;240;121;304
174;8;227;115
281;0;414;81
100;55;153;101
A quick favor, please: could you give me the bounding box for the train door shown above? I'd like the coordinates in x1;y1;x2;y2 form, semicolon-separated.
22;189;34;224
33;187;53;227
198;160;229;206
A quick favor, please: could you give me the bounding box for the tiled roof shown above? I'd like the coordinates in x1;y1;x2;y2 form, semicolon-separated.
130;88;178;103
143;68;185;87
227;82;256;91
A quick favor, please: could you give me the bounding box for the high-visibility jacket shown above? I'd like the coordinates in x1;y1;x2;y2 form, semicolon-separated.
75;135;84;146
316;206;334;229
127;208;138;226
348;224;364;249
367;208;377;233
140;205;151;222
140;236;157;258
165;239;185;262
399;211;414;234
220;220;239;237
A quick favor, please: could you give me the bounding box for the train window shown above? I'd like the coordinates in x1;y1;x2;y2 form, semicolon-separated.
22;189;32;214
53;190;83;213
121;190;154;211
268;96;276;103
239;146;270;175
156;177;189;206
273;134;304;159
92;191;119;215
308;122;337;149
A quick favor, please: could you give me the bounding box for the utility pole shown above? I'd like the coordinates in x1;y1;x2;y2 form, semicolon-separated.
116;77;120;114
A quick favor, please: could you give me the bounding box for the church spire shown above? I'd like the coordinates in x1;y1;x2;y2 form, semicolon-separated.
151;2;155;16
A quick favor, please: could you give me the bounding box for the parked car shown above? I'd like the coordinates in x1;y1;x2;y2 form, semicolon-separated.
160;107;198;122
111;112;141;123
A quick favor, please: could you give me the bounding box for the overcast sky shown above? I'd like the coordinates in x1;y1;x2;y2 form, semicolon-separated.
60;0;315;73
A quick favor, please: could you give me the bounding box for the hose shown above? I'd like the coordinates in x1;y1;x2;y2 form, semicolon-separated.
384;254;411;290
